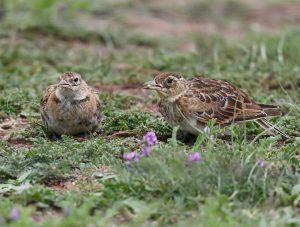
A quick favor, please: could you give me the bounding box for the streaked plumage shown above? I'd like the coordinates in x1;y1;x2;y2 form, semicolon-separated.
144;72;288;138
40;72;101;136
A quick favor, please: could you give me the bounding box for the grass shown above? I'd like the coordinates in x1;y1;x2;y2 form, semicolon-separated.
0;0;300;226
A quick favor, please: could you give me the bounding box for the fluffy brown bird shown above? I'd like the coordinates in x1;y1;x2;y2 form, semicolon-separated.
40;72;101;137
144;72;288;138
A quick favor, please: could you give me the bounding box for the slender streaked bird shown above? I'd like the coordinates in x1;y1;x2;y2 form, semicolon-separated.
144;72;288;139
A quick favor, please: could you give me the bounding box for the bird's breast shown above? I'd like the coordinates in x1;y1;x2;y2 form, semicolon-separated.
159;101;184;126
49;96;92;122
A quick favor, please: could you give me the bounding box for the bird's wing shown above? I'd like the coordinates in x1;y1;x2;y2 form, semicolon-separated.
177;77;268;125
89;86;101;114
40;85;57;109
40;84;58;122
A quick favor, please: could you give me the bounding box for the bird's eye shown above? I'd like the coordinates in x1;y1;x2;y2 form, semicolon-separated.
74;78;79;83
166;77;173;85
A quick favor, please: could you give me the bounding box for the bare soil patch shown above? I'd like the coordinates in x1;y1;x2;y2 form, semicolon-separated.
0;117;34;149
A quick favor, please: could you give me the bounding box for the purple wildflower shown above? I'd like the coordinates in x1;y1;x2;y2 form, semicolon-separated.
258;160;266;168
123;151;140;162
10;208;20;221
143;132;158;147
188;152;203;163
141;146;152;157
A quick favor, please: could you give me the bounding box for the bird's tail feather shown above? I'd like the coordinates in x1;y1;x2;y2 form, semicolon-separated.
258;104;282;117
255;118;289;139
258;104;279;109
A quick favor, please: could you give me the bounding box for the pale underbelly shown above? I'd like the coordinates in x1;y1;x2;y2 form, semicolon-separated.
160;102;204;135
46;103;99;135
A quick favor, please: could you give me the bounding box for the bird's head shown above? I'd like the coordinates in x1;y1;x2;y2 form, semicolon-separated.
59;72;85;90
57;72;88;99
143;72;188;101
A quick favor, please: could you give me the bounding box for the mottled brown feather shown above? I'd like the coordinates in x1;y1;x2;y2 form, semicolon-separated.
178;77;271;125
40;85;58;109
40;84;58;126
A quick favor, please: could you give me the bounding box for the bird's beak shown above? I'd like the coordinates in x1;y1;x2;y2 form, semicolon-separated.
143;80;162;90
59;80;70;87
